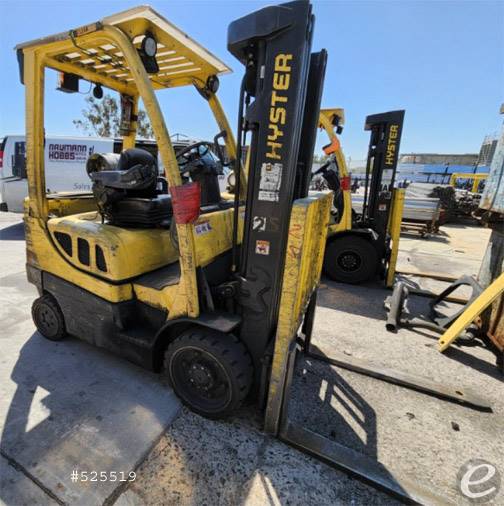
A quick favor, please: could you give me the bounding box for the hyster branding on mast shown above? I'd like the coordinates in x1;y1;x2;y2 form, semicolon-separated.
227;0;320;379
266;54;293;161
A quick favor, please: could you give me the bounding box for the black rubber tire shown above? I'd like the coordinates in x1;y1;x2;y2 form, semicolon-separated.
163;328;253;419
32;294;67;341
323;235;378;284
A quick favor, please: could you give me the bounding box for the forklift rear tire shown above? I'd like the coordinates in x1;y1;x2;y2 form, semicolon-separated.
164;328;253;419
323;235;378;284
32;294;67;341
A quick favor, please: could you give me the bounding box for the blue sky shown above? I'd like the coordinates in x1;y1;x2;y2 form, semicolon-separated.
0;0;502;160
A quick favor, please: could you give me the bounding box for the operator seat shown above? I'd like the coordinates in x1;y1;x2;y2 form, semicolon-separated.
87;148;173;228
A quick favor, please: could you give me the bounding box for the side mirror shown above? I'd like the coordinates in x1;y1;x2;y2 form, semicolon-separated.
213;130;230;167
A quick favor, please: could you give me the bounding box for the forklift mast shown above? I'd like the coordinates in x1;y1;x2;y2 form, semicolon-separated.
296;50;328;198
227;0;327;370
361;110;405;253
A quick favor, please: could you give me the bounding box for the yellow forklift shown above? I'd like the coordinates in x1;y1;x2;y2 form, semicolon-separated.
17;2;470;502
316;108;406;285
19;1;332;417
449;172;488;193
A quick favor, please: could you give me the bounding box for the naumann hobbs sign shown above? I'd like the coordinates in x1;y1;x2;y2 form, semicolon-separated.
48;143;89;162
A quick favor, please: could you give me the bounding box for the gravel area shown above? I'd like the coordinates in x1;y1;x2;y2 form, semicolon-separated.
117;407;397;506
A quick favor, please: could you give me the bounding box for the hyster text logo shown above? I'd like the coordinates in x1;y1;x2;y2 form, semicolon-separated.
386;124;399;165
48;144;87;162
266;53;293;161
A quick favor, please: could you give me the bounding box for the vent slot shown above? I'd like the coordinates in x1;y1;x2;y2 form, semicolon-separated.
77;238;90;266
95;245;107;272
54;232;72;256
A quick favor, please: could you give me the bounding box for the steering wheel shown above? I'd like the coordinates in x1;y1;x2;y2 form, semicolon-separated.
175;141;213;175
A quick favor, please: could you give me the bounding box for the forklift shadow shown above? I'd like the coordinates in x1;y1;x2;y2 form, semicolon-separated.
260;350;420;502
0;222;25;241
0;331;180;504
289;353;378;459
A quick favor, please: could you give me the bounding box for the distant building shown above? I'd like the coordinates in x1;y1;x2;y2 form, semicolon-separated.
399;134;499;168
399;153;478;166
396;134;498;184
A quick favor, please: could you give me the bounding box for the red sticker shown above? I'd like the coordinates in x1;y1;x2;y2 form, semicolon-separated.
341;176;351;191
170;182;201;224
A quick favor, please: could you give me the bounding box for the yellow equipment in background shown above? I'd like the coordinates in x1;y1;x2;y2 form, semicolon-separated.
449;172;488;193
317;108;353;234
438;272;504;352
315;108;406;285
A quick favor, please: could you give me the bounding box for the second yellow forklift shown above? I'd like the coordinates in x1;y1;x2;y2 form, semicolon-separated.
316;108;406;284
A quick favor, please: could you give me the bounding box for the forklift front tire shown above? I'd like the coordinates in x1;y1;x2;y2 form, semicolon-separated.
323;235;378;284
32;294;67;341
164;328;253;419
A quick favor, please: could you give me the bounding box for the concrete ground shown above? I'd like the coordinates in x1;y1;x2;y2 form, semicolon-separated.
398;223;491;280
1;211;503;505
396;223;492;297
0;213;181;505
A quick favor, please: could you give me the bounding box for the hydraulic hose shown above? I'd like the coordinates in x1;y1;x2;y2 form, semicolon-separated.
231;75;247;273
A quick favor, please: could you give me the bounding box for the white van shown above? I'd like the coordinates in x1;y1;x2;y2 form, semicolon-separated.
1;135;123;212
0;135;229;213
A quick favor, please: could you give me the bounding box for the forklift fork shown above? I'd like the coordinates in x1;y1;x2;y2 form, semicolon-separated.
260;204;461;502
266;323;454;505
265;288;490;504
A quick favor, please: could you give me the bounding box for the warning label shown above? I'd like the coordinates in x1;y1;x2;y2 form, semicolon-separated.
252;216;267;231
195;221;212;235
255;240;270;255
258;162;282;202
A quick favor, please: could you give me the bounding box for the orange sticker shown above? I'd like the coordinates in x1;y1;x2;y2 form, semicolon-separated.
255;240;270;255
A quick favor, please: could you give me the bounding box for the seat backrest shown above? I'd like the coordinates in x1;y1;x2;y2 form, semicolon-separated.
88;148;158;192
87;148;159;220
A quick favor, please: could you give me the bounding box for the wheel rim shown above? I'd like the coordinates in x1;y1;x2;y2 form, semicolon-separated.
36;305;59;337
170;347;232;413
336;250;362;273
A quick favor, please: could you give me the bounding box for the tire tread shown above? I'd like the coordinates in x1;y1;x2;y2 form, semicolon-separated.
163;327;253;418
32;294;67;341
